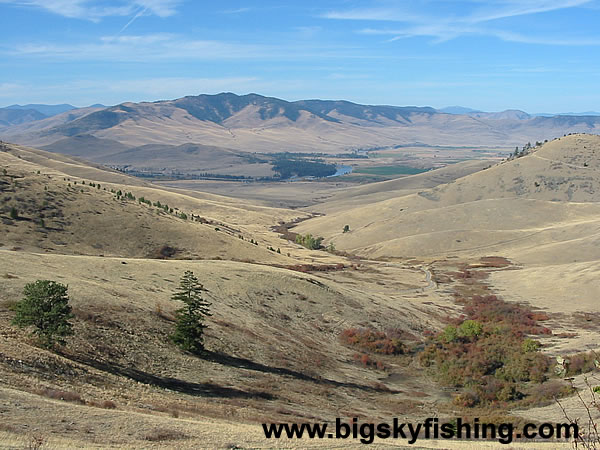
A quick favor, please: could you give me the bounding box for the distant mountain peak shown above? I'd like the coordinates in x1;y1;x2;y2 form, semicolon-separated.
438;106;482;114
4;103;76;117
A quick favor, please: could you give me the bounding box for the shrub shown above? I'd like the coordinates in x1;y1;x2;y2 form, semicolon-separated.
35;387;83;404
458;320;483;340
441;325;459;343
524;380;575;407
341;328;406;355
453;391;479;408
144;428;188;442
295;233;324;250
566;352;598;376
353;353;386;370
101;400;117;409
522;338;541;353
420;294;556;406
9;207;18;219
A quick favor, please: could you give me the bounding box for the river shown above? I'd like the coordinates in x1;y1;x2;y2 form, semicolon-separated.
327;165;353;177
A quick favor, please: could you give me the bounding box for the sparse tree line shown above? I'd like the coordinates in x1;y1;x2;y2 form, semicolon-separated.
294;232;336;253
295;233;323;250
2;168;282;257
508;140;548;160
11;271;211;354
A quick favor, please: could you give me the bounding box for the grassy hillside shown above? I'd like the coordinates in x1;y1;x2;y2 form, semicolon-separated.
0;141;457;446
0;145;300;262
0;138;598;447
297;134;600;265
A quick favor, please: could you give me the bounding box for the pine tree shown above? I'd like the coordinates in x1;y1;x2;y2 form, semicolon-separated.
170;271;211;354
12;280;74;349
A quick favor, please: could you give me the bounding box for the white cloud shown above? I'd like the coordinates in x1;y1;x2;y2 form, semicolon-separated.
0;0;180;21
8;34;276;61
4;32;387;63
360;25;600;46
219;7;251;14
465;0;593;23
324;0;598;45
321;7;423;22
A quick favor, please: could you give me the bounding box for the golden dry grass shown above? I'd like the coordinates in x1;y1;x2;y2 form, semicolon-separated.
0;137;598;448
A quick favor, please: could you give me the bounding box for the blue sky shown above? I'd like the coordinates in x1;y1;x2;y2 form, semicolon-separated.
1;0;599;112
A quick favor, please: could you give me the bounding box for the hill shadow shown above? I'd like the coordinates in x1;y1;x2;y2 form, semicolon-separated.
202;350;398;393
67;354;274;400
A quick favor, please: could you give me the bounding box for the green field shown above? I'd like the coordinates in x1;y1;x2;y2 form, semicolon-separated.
354;165;430;176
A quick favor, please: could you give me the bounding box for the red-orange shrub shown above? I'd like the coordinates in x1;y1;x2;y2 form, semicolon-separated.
341;328;406;355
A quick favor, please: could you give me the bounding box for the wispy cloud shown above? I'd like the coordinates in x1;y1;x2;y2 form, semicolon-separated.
7;34;276;61
0;0;180;21
219;7;251;14
323;0;598;45
323;1;592;23
322;7;423;22
3;33;395;62
117;5;147;34
0;77;263;106
360;25;600;46
464;0;593;23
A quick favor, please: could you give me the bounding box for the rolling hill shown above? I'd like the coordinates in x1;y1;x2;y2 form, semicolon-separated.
1;141;462;447
297;134;600;264
1;135;599;447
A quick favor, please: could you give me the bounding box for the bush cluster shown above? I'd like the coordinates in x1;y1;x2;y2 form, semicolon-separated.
419;295;555;407
341;328;406;355
295;233;323;250
353;353;386;370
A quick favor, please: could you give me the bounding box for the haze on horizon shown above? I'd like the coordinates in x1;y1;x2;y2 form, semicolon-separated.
1;0;600;113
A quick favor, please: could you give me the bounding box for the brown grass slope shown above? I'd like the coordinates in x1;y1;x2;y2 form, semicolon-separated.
0;250;447;448
312;159;492;214
0;140;460;447
297;134;600;265
1;138;594;447
0;143;304;263
96;141;275;177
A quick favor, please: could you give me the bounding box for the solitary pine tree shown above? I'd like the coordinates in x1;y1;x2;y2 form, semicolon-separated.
12;280;74;349
171;271;211;354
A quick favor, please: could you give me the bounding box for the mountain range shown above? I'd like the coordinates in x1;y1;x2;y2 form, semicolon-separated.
1;93;600;153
